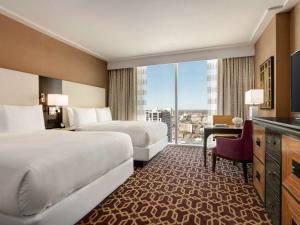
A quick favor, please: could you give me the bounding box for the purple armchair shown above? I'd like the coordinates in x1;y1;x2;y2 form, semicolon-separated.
212;120;253;182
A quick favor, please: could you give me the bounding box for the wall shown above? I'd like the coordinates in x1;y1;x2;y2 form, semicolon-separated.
276;13;290;117
290;3;300;118
255;13;291;117
255;17;277;117
0;13;108;88
290;3;300;53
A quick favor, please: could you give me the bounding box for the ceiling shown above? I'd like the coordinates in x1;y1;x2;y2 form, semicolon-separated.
0;0;292;61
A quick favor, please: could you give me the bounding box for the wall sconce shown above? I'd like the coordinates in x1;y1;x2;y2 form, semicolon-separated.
40;93;46;103
47;94;69;115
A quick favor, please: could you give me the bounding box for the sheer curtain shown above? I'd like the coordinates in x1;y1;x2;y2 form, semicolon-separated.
217;56;255;119
207;59;218;116
136;67;147;121
108;68;137;120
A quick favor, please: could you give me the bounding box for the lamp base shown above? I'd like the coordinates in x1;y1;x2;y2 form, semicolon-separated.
248;106;259;120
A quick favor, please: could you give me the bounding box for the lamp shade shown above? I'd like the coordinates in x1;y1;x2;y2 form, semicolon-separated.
47;94;68;106
245;89;264;105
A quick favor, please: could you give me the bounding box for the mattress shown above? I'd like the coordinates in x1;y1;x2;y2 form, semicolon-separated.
77;121;168;147
0;130;133;217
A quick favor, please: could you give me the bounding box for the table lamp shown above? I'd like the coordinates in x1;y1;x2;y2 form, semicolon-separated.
47;94;69;115
245;89;264;119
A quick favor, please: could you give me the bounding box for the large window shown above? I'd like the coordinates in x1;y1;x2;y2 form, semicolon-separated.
177;61;209;145
142;60;217;145
145;64;175;143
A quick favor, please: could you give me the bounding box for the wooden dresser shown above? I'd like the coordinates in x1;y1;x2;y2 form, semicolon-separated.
253;118;300;225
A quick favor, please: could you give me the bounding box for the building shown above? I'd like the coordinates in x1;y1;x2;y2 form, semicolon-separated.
146;109;172;142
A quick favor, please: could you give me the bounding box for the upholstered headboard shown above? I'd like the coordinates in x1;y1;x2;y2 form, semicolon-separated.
0;68;106;127
62;80;106;126
0;68;39;105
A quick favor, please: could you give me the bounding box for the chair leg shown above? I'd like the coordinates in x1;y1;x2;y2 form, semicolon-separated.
242;162;248;183
212;153;217;172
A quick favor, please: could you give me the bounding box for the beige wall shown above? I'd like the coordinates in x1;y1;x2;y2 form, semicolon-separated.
255;12;291;117
255;17;276;117
0;13;108;88
276;13;290;117
290;3;300;53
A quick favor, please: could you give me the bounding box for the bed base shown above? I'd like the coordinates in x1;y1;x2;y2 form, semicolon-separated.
0;158;133;225
133;136;168;161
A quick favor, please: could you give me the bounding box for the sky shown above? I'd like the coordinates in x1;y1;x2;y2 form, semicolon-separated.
146;61;209;110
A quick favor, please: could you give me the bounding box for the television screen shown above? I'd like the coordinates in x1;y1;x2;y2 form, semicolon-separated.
291;50;300;112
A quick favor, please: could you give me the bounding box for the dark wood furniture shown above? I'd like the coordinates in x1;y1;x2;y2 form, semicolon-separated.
39;76;63;129
203;126;243;167
212;115;239;139
253;117;300;225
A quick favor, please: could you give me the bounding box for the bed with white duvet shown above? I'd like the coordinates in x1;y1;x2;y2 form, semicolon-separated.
67;107;168;161
0;105;134;225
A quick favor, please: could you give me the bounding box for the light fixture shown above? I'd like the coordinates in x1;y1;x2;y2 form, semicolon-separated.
40;93;46;103
245;89;264;119
47;94;69;115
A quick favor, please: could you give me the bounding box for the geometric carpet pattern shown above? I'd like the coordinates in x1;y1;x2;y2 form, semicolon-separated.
76;145;271;225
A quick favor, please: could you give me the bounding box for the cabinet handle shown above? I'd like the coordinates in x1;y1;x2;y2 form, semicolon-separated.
256;138;261;147
268;171;272;176
255;171;260;181
292;160;300;179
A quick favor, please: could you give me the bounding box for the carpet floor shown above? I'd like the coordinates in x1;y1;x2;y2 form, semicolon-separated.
76;145;271;225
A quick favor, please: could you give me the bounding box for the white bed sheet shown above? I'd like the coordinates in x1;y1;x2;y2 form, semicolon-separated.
0;130;133;217
0;158;133;225
77;121;168;147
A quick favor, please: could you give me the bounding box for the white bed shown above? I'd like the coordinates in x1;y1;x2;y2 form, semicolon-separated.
77;120;168;161
0;130;133;225
0;69;134;225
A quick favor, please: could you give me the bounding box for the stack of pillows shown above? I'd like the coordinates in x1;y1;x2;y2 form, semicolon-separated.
67;107;112;128
0;105;112;132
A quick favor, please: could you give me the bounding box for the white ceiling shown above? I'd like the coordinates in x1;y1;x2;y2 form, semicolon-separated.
0;0;294;62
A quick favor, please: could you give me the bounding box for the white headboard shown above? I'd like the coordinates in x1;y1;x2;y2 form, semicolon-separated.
0;68;39;105
62;80;106;125
0;68;106;126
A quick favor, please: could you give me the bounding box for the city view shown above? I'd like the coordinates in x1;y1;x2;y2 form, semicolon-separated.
145;109;210;145
144;60;217;145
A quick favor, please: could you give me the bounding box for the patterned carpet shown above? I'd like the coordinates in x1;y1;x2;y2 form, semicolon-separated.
76;145;271;225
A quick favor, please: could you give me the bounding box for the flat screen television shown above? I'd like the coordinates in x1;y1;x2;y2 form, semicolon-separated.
291;50;300;114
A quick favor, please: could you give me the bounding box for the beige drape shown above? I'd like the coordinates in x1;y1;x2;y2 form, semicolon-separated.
108;68;137;120
217;56;255;119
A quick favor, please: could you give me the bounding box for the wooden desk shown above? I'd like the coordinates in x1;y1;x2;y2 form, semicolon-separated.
203;125;243;167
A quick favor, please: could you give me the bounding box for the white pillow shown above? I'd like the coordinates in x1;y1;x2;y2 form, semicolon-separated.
66;107;74;127
0;105;45;132
95;107;112;122
73;107;97;127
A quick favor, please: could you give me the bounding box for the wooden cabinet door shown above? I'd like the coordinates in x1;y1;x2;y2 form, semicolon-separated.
282;135;300;202
253;125;266;164
282;188;300;225
253;155;265;202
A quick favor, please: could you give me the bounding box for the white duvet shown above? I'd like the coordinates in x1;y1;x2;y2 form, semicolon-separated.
0;130;133;217
77;121;168;147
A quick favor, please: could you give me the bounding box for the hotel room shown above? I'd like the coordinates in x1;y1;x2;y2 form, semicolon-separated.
0;0;300;224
